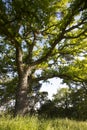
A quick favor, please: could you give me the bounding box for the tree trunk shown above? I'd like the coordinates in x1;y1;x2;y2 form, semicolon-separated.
14;74;29;116
14;47;33;116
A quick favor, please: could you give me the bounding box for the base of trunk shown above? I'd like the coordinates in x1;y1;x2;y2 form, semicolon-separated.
14;89;29;116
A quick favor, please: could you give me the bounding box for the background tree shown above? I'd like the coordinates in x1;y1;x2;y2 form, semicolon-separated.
53;88;71;117
0;0;87;116
51;85;87;120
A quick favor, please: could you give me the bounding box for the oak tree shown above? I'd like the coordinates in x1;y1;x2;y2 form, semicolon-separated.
0;0;87;116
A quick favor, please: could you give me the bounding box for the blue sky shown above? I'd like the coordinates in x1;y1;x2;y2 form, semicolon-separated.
40;78;68;99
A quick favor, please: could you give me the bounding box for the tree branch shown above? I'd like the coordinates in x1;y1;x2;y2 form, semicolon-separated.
64;29;87;39
25;32;37;64
30;0;84;66
65;17;87;33
34;70;86;84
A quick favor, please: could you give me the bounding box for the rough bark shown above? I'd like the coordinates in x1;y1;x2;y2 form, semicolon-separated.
14;47;31;116
14;74;29;116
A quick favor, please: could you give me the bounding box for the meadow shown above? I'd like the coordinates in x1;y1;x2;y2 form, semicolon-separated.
0;115;87;130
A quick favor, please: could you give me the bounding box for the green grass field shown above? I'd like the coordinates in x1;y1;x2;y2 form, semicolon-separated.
0;115;87;130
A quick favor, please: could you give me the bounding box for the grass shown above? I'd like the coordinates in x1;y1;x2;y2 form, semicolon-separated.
0;115;87;130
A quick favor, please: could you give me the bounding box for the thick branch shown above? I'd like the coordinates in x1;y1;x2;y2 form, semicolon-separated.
31;33;64;66
25;32;36;63
15;46;24;76
34;71;85;84
30;0;83;66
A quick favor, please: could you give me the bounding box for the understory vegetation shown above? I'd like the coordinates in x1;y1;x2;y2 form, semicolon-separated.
0;116;87;130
